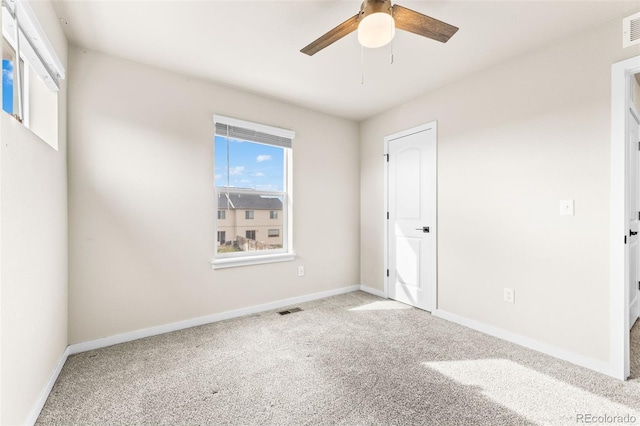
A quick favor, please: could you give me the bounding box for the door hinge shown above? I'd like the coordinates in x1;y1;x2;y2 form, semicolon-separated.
386;269;389;277
386;154;389;162
638;141;640;151
387;212;389;220
625;235;628;244
638;281;640;290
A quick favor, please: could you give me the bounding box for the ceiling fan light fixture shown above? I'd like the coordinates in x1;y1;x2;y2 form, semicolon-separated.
358;11;395;48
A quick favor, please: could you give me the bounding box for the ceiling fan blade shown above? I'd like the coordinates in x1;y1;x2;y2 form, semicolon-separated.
301;14;360;56
392;4;458;43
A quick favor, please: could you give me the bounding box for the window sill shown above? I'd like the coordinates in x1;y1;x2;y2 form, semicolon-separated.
211;253;296;270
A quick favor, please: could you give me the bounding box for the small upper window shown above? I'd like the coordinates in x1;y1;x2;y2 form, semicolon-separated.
2;38;21;116
270;211;278;220
2;0;65;147
218;210;226;220
245;210;254;220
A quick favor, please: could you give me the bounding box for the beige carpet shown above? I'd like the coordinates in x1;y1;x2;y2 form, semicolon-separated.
37;292;640;425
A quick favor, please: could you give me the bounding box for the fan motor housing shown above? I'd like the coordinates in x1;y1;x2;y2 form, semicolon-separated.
359;0;393;21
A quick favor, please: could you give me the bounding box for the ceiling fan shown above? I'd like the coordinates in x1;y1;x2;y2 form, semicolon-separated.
301;0;458;56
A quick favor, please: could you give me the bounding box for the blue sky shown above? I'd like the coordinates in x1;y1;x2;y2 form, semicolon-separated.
3;59;14;114
214;136;284;192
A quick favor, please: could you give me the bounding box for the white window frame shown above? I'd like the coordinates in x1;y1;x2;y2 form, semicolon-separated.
1;0;64;130
211;115;295;269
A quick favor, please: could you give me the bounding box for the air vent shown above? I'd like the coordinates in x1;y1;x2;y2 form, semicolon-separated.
623;11;640;48
278;307;303;315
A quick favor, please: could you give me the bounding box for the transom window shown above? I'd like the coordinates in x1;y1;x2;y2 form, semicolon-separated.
2;0;65;148
212;115;294;268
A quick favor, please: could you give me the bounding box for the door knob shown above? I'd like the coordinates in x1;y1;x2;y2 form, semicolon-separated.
415;226;430;233
631;230;638;236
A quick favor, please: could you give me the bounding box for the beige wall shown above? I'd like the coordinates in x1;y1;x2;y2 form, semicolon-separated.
67;47;360;344
361;17;640;362
0;1;68;424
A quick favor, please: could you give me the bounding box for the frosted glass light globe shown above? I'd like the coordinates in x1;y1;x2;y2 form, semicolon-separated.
358;12;395;48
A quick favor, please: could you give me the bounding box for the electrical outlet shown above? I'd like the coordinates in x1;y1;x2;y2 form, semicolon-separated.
298;266;304;277
503;288;515;304
559;199;574;216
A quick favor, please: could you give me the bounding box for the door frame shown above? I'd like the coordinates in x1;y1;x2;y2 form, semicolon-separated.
383;121;438;309
611;55;640;380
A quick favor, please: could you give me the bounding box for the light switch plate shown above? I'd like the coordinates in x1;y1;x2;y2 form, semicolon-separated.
560;199;574;216
503;288;515;304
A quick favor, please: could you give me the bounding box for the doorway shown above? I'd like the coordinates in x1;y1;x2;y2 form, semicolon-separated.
612;57;640;380
384;122;437;311
630;72;640;379
630;94;640;330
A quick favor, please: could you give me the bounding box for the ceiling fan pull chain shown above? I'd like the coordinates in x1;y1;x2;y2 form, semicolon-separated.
390;39;394;65
389;10;394;65
361;44;365;85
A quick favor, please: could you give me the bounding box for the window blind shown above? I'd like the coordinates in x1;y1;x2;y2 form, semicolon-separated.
2;0;65;92
213;115;294;149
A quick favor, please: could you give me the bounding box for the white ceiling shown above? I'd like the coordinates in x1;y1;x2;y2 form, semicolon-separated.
51;0;639;121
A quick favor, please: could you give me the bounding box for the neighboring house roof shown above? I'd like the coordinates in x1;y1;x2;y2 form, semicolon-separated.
218;192;282;210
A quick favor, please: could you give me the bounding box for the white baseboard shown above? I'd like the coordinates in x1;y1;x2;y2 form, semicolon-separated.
359;285;386;298
25;346;70;426
432;309;614;378
69;285;361;355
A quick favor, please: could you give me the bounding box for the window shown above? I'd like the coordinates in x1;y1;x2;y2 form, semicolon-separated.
217;231;226;244
2;38;21;115
218;210;226;220
213;115;294;268
1;0;65;147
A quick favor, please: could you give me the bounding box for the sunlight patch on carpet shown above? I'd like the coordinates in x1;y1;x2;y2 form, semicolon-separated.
423;359;640;425
349;301;411;311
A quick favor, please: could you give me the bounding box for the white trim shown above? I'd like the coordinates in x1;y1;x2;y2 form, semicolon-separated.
213;114;295;139
433;309;614;378
25;346;70;426
611;56;640;381
69;285;361;355
212;252;295;269
359;284;386;298
16;0;64;78
383;139;389;299
383;121;438;311
2;0;65;91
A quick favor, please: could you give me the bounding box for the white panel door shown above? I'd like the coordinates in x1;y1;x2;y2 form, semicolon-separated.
387;125;436;311
629;108;640;329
